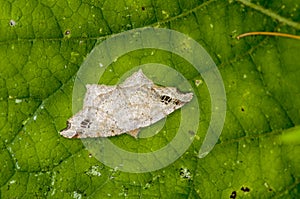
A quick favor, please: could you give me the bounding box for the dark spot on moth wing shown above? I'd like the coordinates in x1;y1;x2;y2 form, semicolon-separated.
67;121;72;129
80;119;92;128
230;191;237;199
61;121;72;131
172;99;181;105
150;87;161;100
160;95;172;105
160;95;183;106
110;129;115;136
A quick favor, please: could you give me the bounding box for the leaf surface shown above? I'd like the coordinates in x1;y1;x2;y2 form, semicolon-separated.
0;0;300;198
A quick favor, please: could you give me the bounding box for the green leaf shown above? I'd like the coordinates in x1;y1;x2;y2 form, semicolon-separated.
1;0;300;198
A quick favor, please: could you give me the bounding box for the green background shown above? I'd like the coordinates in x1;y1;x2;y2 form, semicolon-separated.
1;0;300;198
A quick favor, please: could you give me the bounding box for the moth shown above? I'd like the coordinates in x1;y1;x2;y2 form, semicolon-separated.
60;69;193;138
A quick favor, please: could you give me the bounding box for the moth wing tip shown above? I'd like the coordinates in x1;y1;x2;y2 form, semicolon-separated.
127;129;140;138
60;129;79;139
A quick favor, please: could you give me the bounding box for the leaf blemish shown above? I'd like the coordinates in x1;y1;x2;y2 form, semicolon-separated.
188;130;195;135
9;20;16;27
241;186;250;192
65;30;71;36
195;79;202;87
180;168;191;179
230;191;237;199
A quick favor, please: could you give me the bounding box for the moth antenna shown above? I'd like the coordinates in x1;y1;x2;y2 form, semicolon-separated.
236;32;300;40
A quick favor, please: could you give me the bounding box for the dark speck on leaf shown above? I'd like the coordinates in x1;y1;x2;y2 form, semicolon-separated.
230;191;236;199
241;186;250;192
65;30;71;35
9;20;16;27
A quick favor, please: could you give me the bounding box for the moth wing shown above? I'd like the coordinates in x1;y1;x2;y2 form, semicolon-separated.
127;129;140;138
120;69;153;88
60;107;93;138
84;84;116;107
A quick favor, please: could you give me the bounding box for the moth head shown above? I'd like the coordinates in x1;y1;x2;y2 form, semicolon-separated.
60;121;81;138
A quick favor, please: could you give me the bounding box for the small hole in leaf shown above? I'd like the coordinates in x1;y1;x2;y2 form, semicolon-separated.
65;30;71;35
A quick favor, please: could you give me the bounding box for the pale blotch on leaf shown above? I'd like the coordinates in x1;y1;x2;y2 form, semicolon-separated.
9;180;16;184
195;79;203;87
72;191;82;199
180;168;192;179
9;20;16;27
86;165;102;177
15;99;22;104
